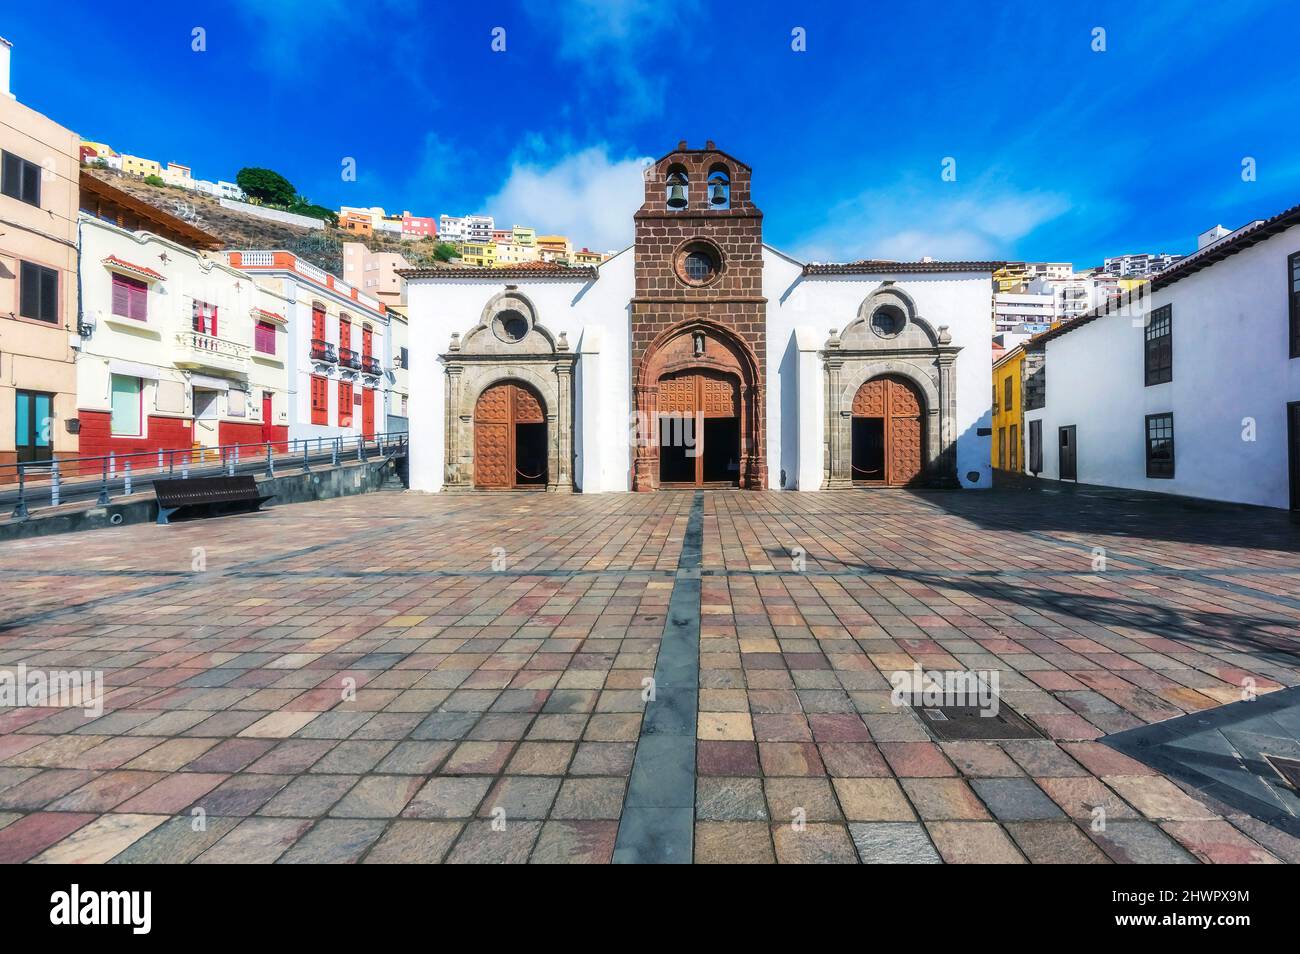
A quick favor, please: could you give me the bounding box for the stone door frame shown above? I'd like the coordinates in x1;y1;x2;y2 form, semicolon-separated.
440;292;576;492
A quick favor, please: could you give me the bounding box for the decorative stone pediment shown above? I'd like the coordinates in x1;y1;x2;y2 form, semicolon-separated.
837;285;949;351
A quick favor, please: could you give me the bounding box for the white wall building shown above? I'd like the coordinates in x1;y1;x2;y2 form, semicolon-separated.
1103;251;1182;277
225;251;390;442
76;218;290;458
402;143;996;494
1024;202;1300;510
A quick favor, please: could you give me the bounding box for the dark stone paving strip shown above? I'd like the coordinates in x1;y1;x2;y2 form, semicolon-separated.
1103;685;1300;837
613;491;703;864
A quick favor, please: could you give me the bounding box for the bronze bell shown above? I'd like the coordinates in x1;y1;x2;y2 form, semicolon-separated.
667;182;687;209
709;181;728;206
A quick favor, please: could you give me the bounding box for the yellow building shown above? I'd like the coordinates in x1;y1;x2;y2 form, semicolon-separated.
460;241;497;267
572;247;603;266
536;234;570;262
120;154;162;178
992;344;1025;472
512;226;536;246
993;263;1029;293
80;140;117;159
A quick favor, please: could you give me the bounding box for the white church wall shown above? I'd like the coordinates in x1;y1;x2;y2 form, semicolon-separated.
767;267;994;490
404;249;635;493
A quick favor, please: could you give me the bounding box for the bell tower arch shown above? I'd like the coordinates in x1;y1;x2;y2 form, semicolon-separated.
631;141;768;491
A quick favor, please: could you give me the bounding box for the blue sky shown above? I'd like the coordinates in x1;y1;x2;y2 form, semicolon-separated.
9;0;1300;265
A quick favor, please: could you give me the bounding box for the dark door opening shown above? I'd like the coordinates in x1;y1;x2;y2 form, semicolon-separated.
659;414;697;484
852;417;885;482
1029;419;1043;475
15;389;54;465
702;417;740;483
514;422;548;486
1059;425;1077;481
1288;402;1300;511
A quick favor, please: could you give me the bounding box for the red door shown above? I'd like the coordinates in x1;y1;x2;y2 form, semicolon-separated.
361;387;375;438
260;392;275;443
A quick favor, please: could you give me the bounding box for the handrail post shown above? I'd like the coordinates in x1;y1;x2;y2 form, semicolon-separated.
332;437;339;467
97;459;111;506
157;449;164;471
266;442;274;478
51;461;61;507
11;463;29;520
302;439;310;472
181;455;190;479
108;451;115;481
123;460;133;496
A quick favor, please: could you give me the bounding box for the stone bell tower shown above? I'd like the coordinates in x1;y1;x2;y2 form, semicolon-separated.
630;141;767;491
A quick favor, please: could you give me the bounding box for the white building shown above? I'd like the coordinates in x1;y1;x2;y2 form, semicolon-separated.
225;251;390;441
76;217;290;459
1103;251;1182;277
401;143;996;494
994;290;1056;330
1024;201;1300;510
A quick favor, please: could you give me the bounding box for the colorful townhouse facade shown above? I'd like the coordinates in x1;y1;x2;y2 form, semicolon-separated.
75;189;290;458
225;251;389;441
0;38;81;477
991;343;1025;473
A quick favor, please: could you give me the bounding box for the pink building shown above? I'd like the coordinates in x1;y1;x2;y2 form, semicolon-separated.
401;213;436;240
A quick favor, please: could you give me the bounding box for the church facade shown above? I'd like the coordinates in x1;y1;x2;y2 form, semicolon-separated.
403;142;996;493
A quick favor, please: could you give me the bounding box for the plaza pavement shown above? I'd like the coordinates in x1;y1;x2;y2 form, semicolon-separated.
0;485;1298;863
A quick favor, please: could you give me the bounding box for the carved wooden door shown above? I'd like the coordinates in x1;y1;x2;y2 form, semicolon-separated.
657;370;739;485
474;382;545;488
852;376;923;486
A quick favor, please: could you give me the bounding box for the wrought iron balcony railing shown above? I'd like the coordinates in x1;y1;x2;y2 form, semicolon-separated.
339;347;362;370
311;338;338;363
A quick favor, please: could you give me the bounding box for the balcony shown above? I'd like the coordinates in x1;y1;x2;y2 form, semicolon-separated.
339;347;362;371
311;338;338;363
362;354;382;376
173;330;250;376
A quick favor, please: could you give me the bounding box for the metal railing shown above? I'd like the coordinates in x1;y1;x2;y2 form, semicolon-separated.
339;347;362;370
3;431;408;521
310;338;338;363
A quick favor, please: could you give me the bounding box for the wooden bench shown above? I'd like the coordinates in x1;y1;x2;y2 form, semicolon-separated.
154;475;274;525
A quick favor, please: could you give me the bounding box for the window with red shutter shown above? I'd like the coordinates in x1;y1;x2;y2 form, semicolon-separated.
339;317;351;351
255;320;276;354
112;273;148;321
338;381;353;427
362;326;373;359
310;374;329;425
311;304;325;341
192;300;218;337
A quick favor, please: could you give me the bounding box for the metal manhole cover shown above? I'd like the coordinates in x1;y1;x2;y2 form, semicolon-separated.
1264;754;1300;790
917;704;1042;742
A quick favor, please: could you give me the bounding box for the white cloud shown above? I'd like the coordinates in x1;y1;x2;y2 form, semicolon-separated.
794;176;1071;263
483;146;652;252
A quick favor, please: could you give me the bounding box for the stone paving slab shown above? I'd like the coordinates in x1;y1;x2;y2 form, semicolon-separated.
0;486;1298;863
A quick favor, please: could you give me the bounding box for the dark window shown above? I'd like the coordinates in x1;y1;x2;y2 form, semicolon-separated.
1029;419;1042;474
2;150;42;206
685;251;714;281
19;261;58;323
871;305;905;337
399;346;409;368
1145;413;1175;478
1144;304;1172;385
1289;252;1299;359
1003;375;1013;411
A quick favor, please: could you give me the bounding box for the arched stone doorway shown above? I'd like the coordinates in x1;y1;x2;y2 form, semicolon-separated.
441;291;575;492
851;375;925;486
633;320;765;491
473;381;548;489
823;287;962;488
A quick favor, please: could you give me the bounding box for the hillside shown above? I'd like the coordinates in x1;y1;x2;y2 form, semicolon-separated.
82;167;451;277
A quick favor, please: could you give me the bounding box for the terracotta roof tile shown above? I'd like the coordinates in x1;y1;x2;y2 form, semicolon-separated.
802;259;1004;275
102;254;166;281
397;263;598;280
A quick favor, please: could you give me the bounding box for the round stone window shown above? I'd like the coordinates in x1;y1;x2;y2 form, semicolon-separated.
493;309;530;343
870;304;906;338
674;240;723;287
